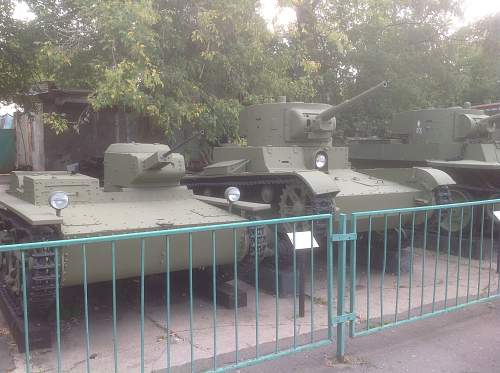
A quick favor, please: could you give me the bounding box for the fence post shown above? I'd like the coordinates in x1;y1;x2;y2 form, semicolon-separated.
336;214;347;362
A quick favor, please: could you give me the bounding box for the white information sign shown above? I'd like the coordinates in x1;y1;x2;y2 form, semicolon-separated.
494;211;500;222
286;231;319;250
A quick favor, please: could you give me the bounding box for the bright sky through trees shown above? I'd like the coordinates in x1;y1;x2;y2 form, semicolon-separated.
259;0;500;29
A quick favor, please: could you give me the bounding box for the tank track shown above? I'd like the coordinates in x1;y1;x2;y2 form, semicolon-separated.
0;209;60;316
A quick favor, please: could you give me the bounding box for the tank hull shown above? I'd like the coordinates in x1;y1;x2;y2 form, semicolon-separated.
60;230;240;287
183;145;455;232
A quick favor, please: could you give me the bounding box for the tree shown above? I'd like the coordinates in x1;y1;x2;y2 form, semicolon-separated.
26;0;313;141
451;13;500;105
277;0;463;134
0;0;39;103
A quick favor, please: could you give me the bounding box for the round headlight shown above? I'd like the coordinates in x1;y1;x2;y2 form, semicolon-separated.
315;152;328;169
48;191;69;210
224;187;241;203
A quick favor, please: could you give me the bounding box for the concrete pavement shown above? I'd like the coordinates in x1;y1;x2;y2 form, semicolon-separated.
242;299;500;373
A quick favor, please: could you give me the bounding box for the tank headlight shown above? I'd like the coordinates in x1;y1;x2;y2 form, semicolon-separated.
224;187;241;203
48;191;69;211
315;152;328;169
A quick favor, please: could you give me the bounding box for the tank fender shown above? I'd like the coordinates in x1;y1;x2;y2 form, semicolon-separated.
412;167;456;191
293;170;340;196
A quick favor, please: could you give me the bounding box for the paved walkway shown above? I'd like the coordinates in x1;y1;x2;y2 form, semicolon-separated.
243;298;500;373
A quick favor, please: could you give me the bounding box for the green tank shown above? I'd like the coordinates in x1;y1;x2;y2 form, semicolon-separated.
0;142;268;314
349;104;500;231
183;82;455;235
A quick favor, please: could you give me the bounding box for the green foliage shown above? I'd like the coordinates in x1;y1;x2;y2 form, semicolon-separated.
42;112;70;134
451;14;500;105
2;0;499;141
24;0;314;141
0;0;39;103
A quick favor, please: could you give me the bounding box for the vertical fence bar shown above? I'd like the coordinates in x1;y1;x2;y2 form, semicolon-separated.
274;224;279;353
336;214;347;361
432;210;442;312
349;216;357;337
444;209;452;308
21;251;30;373
420;212;428;316
395;213;402;322
408;212;415;320
366;216;372;331
55;247;61;373
189;233;194;373
327;214;333;341
467;206;474;302
140;239;145;373
380;215;388;326
478;206;485;300
232;229;239;363
82;244;91;373
310;220;315;342
255;225;260;357
111;242;118;373
488;210;494;297
165;236;171;373
212;232;217;371
456;208;464;306
292;223;296;348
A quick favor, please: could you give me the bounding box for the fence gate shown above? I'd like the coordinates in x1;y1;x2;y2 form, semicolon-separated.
347;199;500;339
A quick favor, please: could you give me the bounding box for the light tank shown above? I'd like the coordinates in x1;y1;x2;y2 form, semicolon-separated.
349;104;500;231
0;141;269;316
183;82;455;236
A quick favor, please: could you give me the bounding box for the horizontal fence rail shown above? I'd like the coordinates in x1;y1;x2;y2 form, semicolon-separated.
349;198;500;337
0;213;353;373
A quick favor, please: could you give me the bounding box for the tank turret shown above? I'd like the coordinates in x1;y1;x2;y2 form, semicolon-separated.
240;81;389;148
103;131;204;191
349;105;500;232
103;143;186;191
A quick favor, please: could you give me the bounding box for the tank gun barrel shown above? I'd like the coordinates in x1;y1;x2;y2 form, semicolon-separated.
318;81;389;122
143;130;205;170
163;129;205;159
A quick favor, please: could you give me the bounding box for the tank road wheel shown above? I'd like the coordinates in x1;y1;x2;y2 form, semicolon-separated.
278;183;335;235
439;186;473;234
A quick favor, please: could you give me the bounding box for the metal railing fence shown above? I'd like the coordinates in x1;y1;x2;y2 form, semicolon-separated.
349;198;500;337
0;213;354;373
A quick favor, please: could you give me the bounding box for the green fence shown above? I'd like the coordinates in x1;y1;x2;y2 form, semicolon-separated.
0;213;356;373
1;200;499;372
348;198;500;337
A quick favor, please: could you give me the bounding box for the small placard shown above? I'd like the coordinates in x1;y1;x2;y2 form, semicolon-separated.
286;231;319;250
494;211;500;222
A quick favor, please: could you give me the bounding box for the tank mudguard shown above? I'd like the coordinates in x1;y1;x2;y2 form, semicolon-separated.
412;167;456;191
293;170;340;196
